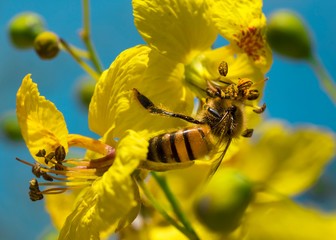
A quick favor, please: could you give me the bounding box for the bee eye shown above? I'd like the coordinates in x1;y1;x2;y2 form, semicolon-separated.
207;107;221;119
228;105;237;113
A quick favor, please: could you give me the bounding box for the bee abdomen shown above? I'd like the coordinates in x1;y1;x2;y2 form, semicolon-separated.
147;127;211;163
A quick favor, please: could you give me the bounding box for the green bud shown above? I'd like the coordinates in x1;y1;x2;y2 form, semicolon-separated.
34;31;60;59
267;10;313;60
77;78;96;107
1;114;22;141
194;169;253;233
8;12;45;49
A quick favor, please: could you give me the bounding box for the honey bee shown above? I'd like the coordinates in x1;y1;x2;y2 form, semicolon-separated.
135;62;266;174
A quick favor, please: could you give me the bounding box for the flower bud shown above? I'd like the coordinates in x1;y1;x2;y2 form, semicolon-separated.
8;12;45;49
194;169;253;233
267;10;313;60
1;113;22;141
34;31;60;59
77;78;96;107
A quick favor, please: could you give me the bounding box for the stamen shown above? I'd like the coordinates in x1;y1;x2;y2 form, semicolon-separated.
29;179;43;201
16;134;116;201
54;145;66;162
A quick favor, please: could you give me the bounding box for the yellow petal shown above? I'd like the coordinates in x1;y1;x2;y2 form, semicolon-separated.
89;45;150;136
133;0;217;63
111;50;195;138
16;74;68;163
211;0;272;71
243;200;336;240
58;130;148;240
232;121;336;197
45;190;82;230
203;46;264;82
89;45;195;140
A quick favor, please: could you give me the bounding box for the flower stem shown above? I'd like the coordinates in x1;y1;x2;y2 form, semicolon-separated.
136;177;194;239
81;0;103;73
307;54;336;104
59;38;100;81
151;172;200;240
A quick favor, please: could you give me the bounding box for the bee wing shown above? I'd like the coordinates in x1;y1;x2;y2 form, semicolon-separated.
207;137;232;180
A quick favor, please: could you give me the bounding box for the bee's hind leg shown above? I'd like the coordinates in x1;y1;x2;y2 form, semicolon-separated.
133;88;202;124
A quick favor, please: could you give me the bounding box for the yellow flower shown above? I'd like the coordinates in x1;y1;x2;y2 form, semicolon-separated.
15;47;155;239
132;0;267;101
16;75;116;199
118;122;336;239
211;0;272;72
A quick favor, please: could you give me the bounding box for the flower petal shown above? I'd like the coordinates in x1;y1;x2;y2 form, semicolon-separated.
89;45;195;140
58;130;148;240
89;45;150;136
211;0;272;71
133;0;217;63
232;122;336;197
110;50;195;138
45;191;81;230
16;74;68;163
243;200;336;240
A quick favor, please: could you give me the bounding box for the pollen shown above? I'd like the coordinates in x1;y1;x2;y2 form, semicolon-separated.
234;26;265;62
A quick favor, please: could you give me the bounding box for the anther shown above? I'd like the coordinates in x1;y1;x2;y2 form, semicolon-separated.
29;178;43;201
55;145;66;162
35;149;46;158
218;61;229;77
44;152;55;164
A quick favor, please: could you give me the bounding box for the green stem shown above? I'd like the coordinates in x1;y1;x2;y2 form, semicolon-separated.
136;176;193;239
308;54;336;104
65;44;90;59
59;38;100;81
81;0;103;73
151;172;200;240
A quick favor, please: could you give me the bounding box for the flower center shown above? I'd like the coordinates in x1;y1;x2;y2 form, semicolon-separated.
184;54;215;96
234;26;265;62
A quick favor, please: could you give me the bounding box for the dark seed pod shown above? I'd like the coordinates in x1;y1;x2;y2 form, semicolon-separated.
34;31;60;59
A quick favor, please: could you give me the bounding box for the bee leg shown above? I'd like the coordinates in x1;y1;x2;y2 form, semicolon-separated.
241;128;253;138
253;103;266;114
133;88;203;124
206;81;224;98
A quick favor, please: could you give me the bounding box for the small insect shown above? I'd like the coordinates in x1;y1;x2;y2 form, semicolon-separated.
134;62;266;175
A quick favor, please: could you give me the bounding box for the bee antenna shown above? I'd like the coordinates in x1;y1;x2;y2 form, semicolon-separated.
252;77;269;87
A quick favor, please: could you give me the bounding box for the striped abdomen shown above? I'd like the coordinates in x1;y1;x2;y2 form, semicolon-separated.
147;126;212;163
